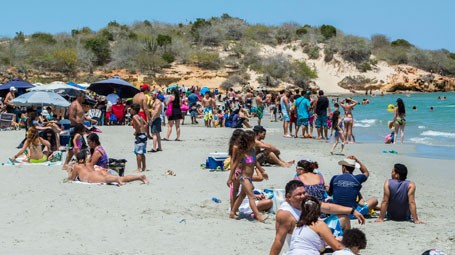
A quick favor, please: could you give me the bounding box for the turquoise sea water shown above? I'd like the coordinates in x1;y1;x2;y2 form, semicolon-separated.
344;92;455;160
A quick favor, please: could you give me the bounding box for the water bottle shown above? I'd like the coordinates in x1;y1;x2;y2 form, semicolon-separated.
211;197;221;203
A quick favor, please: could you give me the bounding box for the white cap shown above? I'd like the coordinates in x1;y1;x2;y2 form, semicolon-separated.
10;87;17;91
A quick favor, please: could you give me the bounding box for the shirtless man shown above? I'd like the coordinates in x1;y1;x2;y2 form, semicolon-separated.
256;92;265;125
4;87;16;113
269;180;365;255
131;103;148;172
201;92;216;127
63;91;96;169
280;90;291;137
253;125;294;168
68;151;148;185
148;92;163;152
132;84;152;138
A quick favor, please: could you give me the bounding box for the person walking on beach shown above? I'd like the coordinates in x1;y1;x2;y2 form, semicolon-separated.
328;156;378;221
148;92;163;152
375;163;423;224
330;110;346;154
313;90;331;140
202;92;216;127
255;91;265;125
164;88;182;141
340;97;358;143
393;98;406;144
294;91;311;138
131;103;148;172
281;90;292;137
269;180;365;255
132;84;152;139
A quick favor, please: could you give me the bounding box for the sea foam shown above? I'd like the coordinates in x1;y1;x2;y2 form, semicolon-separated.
421;130;455;138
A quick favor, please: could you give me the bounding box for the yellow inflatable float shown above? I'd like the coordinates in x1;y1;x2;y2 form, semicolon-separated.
387;104;395;112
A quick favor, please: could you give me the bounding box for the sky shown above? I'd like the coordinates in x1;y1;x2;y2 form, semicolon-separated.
0;0;453;51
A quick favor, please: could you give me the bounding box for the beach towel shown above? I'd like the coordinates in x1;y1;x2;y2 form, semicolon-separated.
69;181;119;186
323;214;344;237
2;152;63;167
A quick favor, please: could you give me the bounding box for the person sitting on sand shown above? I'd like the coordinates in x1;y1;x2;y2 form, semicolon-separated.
328;156;378;223
67;151;148;185
287;196;344;255
375;163;423;224
86;133;109;169
253;125;294;168
294;160;329;203
10;127;51;164
269;180;365;255
333;228;367;255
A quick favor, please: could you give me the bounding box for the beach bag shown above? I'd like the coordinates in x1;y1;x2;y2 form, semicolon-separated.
165;101;173;117
180;104;189;112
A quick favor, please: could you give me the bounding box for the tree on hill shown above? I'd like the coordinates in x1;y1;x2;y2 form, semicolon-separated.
320;25;337;40
391;39;413;48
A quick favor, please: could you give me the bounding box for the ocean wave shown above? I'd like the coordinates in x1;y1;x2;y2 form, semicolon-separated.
418;126;426;129
421;130;455;138
409;137;434;146
355;119;378;128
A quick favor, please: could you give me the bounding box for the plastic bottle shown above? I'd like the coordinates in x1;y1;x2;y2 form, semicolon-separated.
211;197;221;203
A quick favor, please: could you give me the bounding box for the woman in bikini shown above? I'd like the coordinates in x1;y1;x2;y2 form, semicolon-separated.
393;98;406;144
10;127;51;163
227;129;245;210
330;110;346;154
87;133;109;169
68;151;148;185
294;160;328;203
340;98;358;143
229;130;268;222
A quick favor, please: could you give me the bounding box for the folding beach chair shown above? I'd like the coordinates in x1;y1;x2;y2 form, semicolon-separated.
0;113;15;130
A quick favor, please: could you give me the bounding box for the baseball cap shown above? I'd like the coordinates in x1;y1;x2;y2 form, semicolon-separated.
141;83;150;91
10;87;17;91
338;158;360;169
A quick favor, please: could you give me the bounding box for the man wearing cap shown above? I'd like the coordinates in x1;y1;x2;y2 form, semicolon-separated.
253;125;294;168
375;163;423;224
269;180;365;255
329;155;378;220
313;90;331;140
4;87;16;113
133;84;152;138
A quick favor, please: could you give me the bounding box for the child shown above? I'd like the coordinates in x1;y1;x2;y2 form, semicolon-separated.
330;110;345;154
131;103;148;172
333;228;367;255
72;123;87;155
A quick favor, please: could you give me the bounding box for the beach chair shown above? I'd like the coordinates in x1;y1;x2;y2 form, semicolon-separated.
0;113;15;130
87;109;103;126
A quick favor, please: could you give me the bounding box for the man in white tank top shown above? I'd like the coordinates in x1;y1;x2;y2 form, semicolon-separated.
269;180;366;255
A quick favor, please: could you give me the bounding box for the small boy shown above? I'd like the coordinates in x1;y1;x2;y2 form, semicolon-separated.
131;103;148;172
333;228;367;255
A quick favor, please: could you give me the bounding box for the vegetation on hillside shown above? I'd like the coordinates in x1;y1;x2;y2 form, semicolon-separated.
1;14;454;88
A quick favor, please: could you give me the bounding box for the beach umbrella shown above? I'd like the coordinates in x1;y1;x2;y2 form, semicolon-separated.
106;93;120;104
11;91;70;108
200;86;210;96
67;81;87;90
0;78;35;97
167;84;179;91
88;76;139;98
31;81;84;99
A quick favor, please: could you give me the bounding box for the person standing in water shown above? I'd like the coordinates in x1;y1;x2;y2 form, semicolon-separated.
393;98;406;144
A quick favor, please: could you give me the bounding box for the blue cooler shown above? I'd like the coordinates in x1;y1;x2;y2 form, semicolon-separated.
206;152;228;170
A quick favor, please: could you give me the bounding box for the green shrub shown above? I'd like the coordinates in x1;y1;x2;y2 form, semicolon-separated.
162;52;175;63
320;25;336;40
391;39;413;48
303;45;320;59
188;51;220;69
291;60;317;80
356;62;372;72
296;27;308;36
31;33;57;44
324;48;334;62
84;37;111;66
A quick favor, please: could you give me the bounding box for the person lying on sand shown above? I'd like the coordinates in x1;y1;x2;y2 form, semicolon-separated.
67;151;148;185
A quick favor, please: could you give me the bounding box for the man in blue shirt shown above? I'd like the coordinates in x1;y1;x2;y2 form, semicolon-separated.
329;155;378;220
187;91;199;124
293;91;311;138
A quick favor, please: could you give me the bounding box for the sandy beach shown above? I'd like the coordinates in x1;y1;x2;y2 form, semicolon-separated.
0;121;454;254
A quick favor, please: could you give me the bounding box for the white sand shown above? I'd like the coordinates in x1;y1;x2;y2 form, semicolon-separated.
0;121;454;254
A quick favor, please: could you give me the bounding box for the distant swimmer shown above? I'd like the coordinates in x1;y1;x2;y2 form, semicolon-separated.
412;106;417;110
430;106;434;112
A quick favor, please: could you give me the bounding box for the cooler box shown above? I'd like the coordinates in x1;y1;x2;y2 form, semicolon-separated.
206;152;228;170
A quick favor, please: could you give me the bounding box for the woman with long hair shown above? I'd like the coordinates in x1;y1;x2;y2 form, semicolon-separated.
87;133;109;169
340;97;358;143
10;127;51;163
393;98;406;144
227;129;245;209
287;196;344;254
229;130;268;222
164;88;182;141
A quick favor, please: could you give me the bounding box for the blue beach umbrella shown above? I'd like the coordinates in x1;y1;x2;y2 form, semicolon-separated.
200;86;210;96
0;78;35;96
11;91;70;108
67;81;87;90
88;76;139;98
